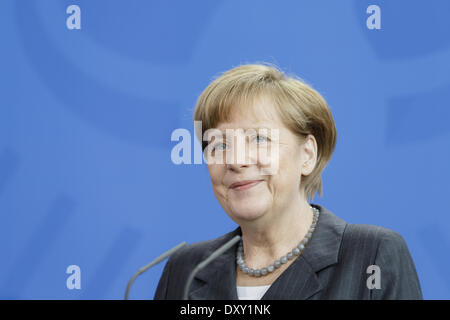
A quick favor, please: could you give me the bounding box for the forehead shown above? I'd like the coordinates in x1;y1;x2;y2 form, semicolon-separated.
215;94;284;130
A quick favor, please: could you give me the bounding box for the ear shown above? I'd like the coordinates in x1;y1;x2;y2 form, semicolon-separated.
301;134;318;176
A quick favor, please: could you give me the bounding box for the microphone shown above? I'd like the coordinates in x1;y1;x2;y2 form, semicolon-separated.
125;241;187;300
183;235;241;300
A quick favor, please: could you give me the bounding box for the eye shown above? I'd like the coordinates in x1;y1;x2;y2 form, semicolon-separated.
252;135;268;144
212;142;228;151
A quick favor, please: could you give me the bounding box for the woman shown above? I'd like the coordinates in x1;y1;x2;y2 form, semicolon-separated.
154;63;422;300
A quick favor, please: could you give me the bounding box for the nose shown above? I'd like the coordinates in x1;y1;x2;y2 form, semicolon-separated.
226;161;249;172
225;146;257;172
222;132;259;169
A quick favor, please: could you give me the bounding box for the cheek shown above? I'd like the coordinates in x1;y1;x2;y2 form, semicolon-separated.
269;149;302;190
256;145;278;172
208;165;226;192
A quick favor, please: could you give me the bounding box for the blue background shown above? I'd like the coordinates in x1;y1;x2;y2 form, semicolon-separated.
1;0;449;299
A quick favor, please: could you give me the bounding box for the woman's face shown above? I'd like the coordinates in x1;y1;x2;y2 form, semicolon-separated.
207;96;316;225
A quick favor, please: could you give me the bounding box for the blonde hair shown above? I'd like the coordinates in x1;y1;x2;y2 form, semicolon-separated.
193;62;337;201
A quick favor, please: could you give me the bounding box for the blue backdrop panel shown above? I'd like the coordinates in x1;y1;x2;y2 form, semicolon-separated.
0;0;449;299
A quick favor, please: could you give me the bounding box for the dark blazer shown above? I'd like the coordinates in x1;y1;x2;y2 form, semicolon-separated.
154;204;423;300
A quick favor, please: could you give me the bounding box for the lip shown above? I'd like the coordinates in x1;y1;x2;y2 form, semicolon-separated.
229;180;264;191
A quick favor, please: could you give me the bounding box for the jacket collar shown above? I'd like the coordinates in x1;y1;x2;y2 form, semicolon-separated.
189;203;347;300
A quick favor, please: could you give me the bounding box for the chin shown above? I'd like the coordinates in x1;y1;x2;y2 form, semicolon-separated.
227;200;269;222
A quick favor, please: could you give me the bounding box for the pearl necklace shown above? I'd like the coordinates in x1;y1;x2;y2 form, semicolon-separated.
236;205;320;277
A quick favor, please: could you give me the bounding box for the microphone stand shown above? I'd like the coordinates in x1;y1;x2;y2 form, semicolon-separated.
125;241;187;300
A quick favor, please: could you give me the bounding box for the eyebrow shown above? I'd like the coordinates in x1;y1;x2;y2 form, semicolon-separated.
210;128;276;143
215;126;275;132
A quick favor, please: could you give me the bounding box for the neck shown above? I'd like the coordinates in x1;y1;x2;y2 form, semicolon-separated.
238;194;314;268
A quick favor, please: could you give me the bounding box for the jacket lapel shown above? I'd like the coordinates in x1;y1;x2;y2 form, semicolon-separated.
188;228;241;300
263;204;347;300
261;255;322;300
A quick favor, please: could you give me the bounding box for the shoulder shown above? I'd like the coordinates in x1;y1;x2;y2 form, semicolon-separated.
344;223;404;241
343;223;408;254
340;222;415;273
341;225;422;299
330;223;422;299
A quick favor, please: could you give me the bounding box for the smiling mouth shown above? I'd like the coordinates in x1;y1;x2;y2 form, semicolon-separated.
230;180;264;191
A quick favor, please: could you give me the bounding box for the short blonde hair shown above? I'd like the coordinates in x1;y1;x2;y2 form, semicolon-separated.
193;62;337;201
